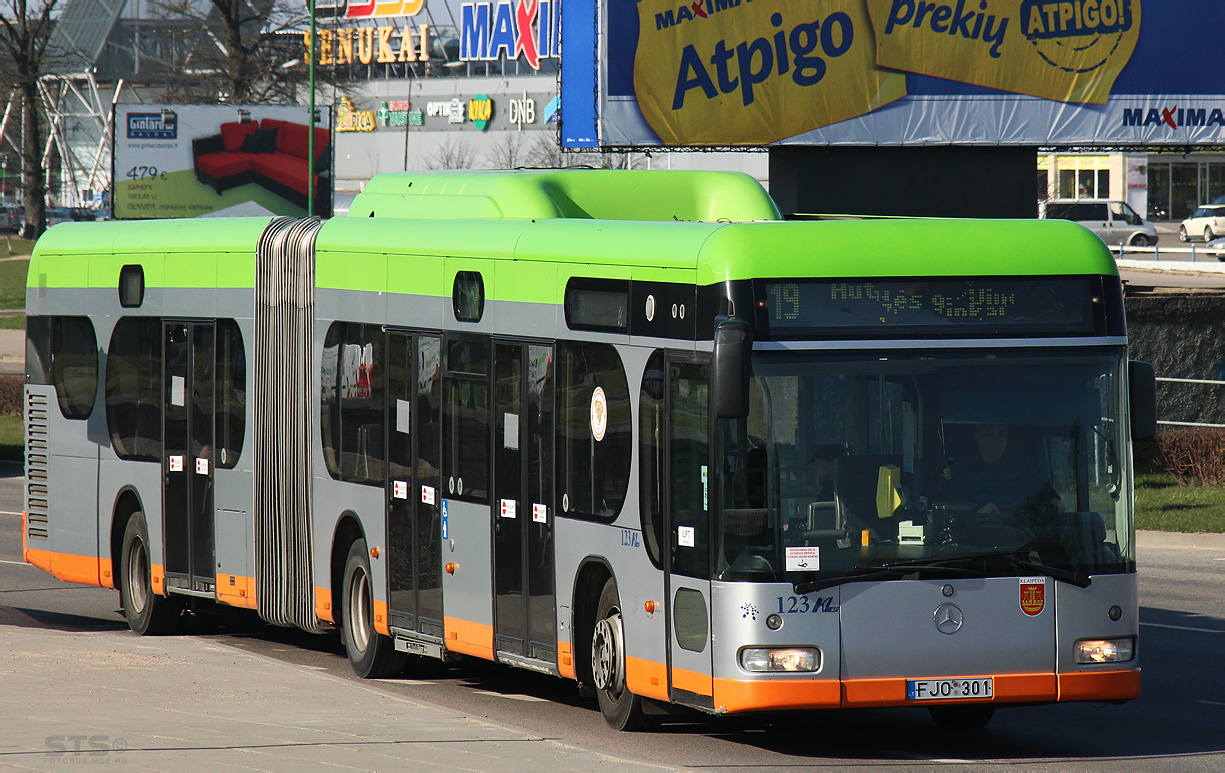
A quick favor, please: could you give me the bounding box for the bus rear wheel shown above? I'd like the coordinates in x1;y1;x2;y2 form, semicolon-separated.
120;513;181;635
928;704;996;729
341;539;406;678
591;579;651;731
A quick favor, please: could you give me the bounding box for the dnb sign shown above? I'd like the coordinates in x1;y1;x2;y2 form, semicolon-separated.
460;0;560;69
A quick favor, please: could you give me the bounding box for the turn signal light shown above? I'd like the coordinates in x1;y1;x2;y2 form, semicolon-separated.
445;562;457;575
1075;637;1135;664
740;647;819;673
644;600;657;614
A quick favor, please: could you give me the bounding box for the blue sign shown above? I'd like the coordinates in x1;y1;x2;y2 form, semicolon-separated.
441;500;449;540
126;113;177;140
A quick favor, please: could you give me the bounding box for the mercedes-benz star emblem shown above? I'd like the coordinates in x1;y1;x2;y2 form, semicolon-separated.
933;603;964;635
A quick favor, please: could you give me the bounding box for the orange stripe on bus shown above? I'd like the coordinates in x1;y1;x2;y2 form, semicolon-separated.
22;547;102;587
152;564;165;595
1058;669;1141;701
842;673;1057;707
315;587;333;623
625;655;669;701
671;665;713;697
444;616;494;661
374;599;390;636
557;641;576;680
714;677;841;713
217;575;257;609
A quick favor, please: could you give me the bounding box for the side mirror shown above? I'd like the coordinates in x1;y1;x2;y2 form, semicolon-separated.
1129;359;1157;441
712;317;753;419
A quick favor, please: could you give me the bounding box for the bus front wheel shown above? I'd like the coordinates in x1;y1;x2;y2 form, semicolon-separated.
120;513;181;635
591;579;651;731
341;539;406;678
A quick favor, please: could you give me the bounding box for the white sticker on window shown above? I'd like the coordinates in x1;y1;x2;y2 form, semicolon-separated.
171;375;185;407
590;387;607;442
701;465;708;510
393;480;408;499
678;525;695;548
785;546;820;572
169;455;184;472
500;499;517;519
397;399;412;434
504;412;519;450
421;485;436;505
195;457;209;475
532;503;547;523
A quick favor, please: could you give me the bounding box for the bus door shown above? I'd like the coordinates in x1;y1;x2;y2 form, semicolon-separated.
162;320;216;595
440;335;495;659
492;342;556;664
665;360;714;706
386;332;444;642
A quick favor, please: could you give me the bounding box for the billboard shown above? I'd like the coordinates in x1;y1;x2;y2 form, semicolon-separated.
560;0;1225;148
113;105;333;219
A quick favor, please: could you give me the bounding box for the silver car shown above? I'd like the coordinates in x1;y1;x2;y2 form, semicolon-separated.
1040;199;1159;247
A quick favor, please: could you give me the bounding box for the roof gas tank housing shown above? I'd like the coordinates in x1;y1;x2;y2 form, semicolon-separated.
347;169;782;223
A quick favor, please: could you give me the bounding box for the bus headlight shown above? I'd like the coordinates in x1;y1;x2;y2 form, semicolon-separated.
740;647;820;672
1075;637;1135;664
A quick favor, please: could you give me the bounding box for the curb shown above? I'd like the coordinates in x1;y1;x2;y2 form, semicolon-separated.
1136;529;1225;549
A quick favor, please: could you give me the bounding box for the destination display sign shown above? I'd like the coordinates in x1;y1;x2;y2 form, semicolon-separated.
756;278;1099;336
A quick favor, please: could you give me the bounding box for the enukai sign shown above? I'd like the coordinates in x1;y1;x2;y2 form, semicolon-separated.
460;0;560;69
306;24;431;65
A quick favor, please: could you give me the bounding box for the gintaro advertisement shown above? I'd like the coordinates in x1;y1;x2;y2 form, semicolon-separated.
561;0;1225;147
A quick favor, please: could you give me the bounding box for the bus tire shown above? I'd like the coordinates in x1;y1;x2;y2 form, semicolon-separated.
928;704;996;729
120;513;180;635
591;578;651;731
341;539;405;678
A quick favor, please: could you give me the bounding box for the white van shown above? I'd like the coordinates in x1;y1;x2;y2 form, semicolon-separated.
1040;199;1158;247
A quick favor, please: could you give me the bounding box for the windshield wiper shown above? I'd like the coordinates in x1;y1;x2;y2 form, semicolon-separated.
881;548;1091;588
792;564;982;595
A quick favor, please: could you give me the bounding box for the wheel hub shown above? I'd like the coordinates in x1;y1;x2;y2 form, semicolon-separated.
592;614;625;693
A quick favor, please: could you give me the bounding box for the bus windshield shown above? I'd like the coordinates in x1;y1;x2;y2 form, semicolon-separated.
716;348;1133;585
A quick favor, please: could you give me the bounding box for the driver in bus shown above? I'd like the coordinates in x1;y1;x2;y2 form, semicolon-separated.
958;423;1063;515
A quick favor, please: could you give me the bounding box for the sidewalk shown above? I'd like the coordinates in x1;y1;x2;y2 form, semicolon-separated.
0;606;666;771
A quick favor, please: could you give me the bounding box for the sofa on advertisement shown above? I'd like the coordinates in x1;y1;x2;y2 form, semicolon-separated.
192;118;331;215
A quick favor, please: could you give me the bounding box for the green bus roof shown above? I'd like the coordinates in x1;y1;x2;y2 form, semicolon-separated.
348;169;783;222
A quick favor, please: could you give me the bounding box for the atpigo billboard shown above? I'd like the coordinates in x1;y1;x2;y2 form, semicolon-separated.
560;0;1225;147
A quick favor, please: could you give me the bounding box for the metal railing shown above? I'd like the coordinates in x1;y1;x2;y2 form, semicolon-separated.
1156;376;1225;428
1116;244;1225;262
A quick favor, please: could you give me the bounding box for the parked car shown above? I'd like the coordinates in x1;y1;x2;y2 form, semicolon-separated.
45;206;97;227
0;204;19;232
1179;204;1225;242
1039;198;1158;247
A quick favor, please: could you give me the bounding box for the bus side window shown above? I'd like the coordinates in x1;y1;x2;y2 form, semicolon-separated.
106;317;162;461
214;319;246;469
444;336;490;502
319;321;386;486
31;316;98;420
555;341;631;520
670;361;710;579
639;351;666;568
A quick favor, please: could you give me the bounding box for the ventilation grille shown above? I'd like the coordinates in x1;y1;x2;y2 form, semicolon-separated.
254;217;326;632
25;390;49;541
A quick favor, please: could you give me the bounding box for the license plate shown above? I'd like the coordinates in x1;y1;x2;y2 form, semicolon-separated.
906;677;993;701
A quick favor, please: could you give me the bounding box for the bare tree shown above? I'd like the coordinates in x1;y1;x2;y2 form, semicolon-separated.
150;0;309;103
0;0;58;237
485;131;528;170
424;136;476;171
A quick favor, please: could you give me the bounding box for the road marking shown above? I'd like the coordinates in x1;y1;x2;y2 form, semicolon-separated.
0;559;32;566
1140;621;1225;634
469;688;548;702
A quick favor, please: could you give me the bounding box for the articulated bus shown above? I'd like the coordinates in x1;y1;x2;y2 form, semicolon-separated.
24;170;1156;730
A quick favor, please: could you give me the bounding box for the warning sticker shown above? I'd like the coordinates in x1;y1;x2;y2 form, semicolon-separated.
785;546;820;572
591;387;608;442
